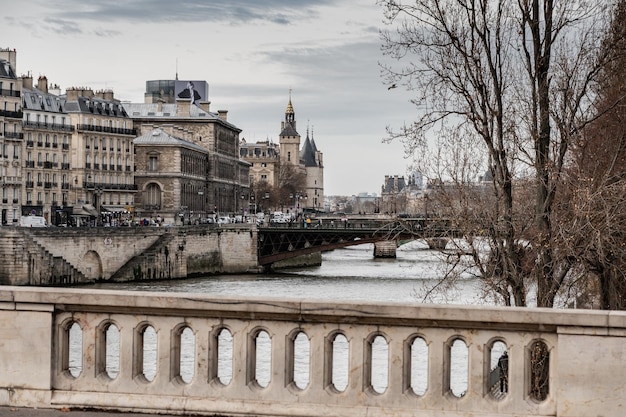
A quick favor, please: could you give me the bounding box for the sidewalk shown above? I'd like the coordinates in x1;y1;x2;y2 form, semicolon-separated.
0;407;184;417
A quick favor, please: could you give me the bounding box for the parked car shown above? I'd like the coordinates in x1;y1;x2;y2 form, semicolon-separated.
217;216;232;224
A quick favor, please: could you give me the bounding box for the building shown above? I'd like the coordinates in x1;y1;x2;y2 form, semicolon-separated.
134;127;210;224
0;48;23;225
240;94;324;214
63;87;137;224
124;79;249;221
380;174;425;215
20;75;73;224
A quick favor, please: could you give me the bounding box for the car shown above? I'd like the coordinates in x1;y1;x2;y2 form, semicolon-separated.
217;216;232;224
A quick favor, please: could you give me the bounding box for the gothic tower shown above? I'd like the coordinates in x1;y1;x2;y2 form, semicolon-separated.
279;91;301;167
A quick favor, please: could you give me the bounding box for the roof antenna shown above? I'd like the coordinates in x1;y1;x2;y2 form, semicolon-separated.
175;58;179;80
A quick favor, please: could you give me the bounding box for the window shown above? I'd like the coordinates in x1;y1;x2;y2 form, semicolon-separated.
148;156;158;172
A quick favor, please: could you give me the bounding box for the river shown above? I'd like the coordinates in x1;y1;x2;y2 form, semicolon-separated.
88;240;487;305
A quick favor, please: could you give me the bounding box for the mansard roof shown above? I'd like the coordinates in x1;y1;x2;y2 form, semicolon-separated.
123;102;241;131
64;95;128;117
134;128;207;153
0;59;16;78
22;88;65;113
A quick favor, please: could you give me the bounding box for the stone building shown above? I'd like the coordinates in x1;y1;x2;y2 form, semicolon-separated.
0;48;23;225
133;127;209;224
63;87;137;223
20;75;73;224
380;174;426;215
240;94;324;213
124;80;249;220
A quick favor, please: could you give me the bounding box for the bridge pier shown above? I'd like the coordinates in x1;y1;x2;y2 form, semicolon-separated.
426;238;449;250
373;241;396;258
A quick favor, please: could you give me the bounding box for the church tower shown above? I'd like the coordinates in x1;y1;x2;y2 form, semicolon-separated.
279;91;301;167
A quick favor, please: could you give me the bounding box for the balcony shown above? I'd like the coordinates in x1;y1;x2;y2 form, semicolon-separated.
0;110;22;119
0;89;20;98
4;132;24;139
2;176;22;185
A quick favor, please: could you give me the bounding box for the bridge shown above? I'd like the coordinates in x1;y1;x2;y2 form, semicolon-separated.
0;286;623;416
0;217;457;286
257;217;457;266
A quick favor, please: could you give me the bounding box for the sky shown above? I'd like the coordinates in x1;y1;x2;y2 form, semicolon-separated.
1;0;419;196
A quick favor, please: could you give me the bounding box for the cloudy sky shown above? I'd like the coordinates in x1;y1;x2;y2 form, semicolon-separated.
1;0;418;196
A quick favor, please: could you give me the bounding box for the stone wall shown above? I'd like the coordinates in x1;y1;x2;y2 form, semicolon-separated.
0;225;259;285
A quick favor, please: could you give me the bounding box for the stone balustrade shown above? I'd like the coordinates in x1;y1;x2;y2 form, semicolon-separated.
0;286;625;416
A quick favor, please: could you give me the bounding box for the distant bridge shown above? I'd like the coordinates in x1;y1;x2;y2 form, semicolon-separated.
257;217;459;266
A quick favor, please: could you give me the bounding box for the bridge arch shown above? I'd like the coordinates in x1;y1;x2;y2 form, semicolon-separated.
81;250;103;280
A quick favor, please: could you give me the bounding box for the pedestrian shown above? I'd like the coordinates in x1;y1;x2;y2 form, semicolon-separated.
498;351;509;393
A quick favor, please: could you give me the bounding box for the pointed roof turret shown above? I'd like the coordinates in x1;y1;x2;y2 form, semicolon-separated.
280;89;298;136
301;125;318;167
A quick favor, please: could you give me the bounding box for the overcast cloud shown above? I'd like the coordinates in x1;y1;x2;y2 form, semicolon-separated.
1;0;417;196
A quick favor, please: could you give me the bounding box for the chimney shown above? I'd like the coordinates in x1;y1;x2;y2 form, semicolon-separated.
95;89;114;100
37;76;48;93
217;110;228;122
66;88;79;101
0;48;17;73
177;98;191;117
198;100;210;113
21;75;33;90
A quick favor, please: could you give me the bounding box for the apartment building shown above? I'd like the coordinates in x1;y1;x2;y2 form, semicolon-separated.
0;48;23;225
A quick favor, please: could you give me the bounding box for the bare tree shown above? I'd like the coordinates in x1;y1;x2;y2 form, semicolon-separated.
379;0;613;307
558;0;626;309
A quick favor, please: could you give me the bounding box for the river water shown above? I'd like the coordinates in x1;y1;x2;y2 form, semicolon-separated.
88;240;487;305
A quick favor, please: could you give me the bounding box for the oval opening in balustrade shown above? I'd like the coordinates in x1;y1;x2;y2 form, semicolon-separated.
293;331;310;390
410;336;428;396
179;326;195;384
255;330;271;388
331;333;349;392
371;335;389;394
142;325;157;382
449;338;468;398
529;339;550;402
68;321;82;378
103;323;120;379
217;328;233;385
489;340;508;400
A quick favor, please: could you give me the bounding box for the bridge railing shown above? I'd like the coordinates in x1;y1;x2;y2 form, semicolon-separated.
0;286;624;417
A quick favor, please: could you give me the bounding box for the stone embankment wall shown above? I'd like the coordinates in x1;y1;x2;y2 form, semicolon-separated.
0;225;259;286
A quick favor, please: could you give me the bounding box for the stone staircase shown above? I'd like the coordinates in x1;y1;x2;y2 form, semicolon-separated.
12;229;86;285
109;232;176;282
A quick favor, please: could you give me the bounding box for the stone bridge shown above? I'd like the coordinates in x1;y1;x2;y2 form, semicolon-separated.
0;221;456;286
0;286;623;416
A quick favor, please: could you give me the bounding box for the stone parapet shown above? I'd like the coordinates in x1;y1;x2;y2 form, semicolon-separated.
0;286;624;416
